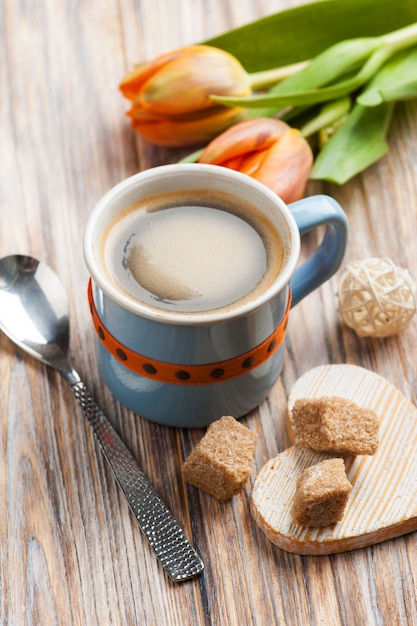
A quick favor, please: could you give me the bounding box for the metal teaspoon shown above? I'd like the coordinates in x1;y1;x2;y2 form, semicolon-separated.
0;255;204;581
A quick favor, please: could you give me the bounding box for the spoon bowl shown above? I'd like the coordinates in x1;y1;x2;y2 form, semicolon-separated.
0;255;71;372
0;254;203;581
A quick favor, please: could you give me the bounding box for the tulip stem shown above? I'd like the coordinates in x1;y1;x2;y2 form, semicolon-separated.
381;21;417;48
248;60;310;90
179;148;204;163
299;97;351;138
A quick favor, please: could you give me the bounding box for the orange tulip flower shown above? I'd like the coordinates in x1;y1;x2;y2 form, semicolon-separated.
119;45;251;147
198;118;314;203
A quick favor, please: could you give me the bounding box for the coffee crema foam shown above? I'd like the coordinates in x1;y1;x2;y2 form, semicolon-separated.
101;189;285;314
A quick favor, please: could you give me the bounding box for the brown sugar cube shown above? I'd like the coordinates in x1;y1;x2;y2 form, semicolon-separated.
291;458;352;527
291;396;379;456
182;416;257;501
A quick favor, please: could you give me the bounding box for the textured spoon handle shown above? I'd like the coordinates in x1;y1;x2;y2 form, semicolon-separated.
69;380;204;581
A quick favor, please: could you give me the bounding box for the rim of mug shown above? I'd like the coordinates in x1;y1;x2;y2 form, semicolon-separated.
83;163;301;325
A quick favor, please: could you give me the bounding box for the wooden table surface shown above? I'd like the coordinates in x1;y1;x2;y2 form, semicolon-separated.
2;1;417;624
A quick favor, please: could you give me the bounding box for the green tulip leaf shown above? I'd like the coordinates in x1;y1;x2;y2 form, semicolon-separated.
310;102;394;184
212;45;391;109
204;0;417;73
359;82;417;106
241;37;381;116
357;47;417;106
211;21;417;110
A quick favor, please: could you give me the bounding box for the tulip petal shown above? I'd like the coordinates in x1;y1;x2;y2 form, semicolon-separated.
222;155;247;170
139;46;250;115
120;45;250;111
128;104;246;147
250;129;313;202
199;118;313;202
119;48;189;100
235;149;270;177
199;118;289;164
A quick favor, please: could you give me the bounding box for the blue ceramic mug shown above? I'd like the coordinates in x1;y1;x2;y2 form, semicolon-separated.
84;164;347;428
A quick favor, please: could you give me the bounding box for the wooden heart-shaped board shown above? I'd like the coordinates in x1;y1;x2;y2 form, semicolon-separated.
251;364;417;555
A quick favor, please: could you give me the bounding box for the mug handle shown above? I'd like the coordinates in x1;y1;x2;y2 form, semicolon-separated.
288;194;348;307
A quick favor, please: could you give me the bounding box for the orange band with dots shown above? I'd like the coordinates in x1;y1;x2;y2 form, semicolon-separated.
88;280;291;386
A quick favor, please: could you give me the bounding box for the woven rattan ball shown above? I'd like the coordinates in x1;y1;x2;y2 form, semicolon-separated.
337;258;416;337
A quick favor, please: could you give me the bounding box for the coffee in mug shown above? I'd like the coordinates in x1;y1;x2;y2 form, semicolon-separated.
101;188;285;315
